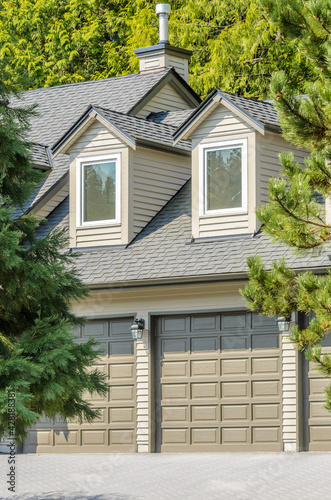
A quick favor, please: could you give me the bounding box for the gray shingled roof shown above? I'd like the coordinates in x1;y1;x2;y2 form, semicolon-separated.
37;196;69;239
219;91;280;129
93;106;191;151
147;109;195;127
37;180;331;286
10;70;172;146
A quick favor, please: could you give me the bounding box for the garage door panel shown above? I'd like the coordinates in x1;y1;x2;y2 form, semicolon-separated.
252;334;279;350
252;357;279;375
191;337;218;352
162;428;188;444
191;405;219;422
162;316;189;333
221;358;249;376
54;430;79;446
24;317;137;453
191;359;218;376
109;341;134;356
156;312;281;452
81;429;107;446
222;381;249;398
222;314;247;329
162;360;188;377
252;404;280;420
161;338;188;354
310;401;330;418
192;382;219;399
252;380;280;398
222;405;249;421
109;363;134;380
252;427;280;444
222;427;249;444
162;406;188;422
191;428;219;444
221;336;249;351
82;321;108;338
191;315;219;332
163;383;188;400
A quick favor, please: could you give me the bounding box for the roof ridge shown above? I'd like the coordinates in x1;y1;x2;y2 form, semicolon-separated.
16;69;170;96
94;105;179;132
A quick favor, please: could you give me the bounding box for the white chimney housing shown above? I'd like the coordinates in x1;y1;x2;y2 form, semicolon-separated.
134;3;192;83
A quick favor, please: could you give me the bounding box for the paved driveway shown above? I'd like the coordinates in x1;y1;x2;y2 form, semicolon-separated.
0;452;330;500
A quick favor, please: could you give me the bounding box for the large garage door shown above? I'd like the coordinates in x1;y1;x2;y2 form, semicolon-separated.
24;317;137;453
304;335;331;451
155;312;282;452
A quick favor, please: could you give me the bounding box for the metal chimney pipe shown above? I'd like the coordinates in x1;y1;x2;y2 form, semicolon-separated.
156;4;171;44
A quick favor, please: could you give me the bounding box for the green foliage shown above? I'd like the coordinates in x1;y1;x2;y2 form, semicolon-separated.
0;0;314;97
241;0;331;412
0;72;108;440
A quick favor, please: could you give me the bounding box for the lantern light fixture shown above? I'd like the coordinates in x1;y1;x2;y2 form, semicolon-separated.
277;316;291;333
131;318;145;340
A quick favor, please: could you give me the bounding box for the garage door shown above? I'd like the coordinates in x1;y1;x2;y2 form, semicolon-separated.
304;335;331;451
155;312;282;452
24;317;137;453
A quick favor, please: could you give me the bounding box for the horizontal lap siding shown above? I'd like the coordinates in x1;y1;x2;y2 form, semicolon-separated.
69;120;128;248
132;147;191;236
199;215;250;238
191;105;255;238
259;133;307;205
70;120;125;153
137;83;191;118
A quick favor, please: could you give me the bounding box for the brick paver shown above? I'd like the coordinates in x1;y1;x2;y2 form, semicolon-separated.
0;452;330;499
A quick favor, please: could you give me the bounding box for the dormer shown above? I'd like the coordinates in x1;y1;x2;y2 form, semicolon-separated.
174;90;309;241
52;106;191;248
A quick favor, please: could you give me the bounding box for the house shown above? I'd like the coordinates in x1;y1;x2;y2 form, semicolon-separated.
8;4;331;454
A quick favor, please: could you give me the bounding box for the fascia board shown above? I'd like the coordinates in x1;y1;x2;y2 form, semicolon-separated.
52;108;136;157
128;70;200;116
93;110;136;150
173;91;266;144
27;171;69;216
173;94;221;144
218;91;265;135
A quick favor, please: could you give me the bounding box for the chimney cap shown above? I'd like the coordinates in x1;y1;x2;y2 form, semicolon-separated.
156;3;171;16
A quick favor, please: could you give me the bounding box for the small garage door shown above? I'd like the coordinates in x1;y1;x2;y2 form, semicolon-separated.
24;317;137;453
155;312;282;452
304;335;331;451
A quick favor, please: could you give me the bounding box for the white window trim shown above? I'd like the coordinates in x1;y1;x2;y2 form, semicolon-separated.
76;153;121;227
199;138;248;217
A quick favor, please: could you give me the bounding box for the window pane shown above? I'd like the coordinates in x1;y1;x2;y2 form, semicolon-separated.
206;147;242;211
83;161;116;222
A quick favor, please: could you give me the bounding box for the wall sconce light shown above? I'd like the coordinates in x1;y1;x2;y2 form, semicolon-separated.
277;316;291;333
131;318;145;340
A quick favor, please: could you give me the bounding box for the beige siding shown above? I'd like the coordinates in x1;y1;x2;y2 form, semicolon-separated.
67;121;129;248
69;119;125;154
136;83;192;119
282;334;298;451
35;184;69;219
190;105;255;141
259;132;307;205
131;147;191;237
73;282;247;452
190;105;257;239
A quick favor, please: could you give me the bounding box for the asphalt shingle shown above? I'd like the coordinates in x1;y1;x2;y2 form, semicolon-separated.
94;106;191;151
10;70;172;147
36;180;331;286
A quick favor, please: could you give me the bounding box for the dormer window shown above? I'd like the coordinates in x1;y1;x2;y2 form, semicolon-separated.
76;154;121;227
199;139;248;216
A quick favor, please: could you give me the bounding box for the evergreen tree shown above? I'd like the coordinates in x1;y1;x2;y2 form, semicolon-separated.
0;67;108;441
0;0;313;98
240;0;331;411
